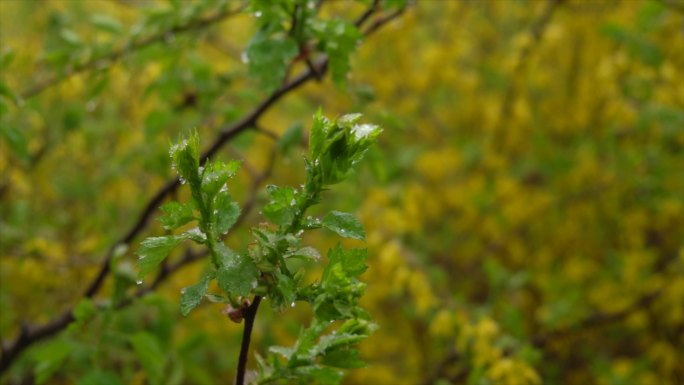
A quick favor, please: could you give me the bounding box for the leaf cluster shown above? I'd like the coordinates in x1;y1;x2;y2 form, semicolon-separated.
137;112;381;384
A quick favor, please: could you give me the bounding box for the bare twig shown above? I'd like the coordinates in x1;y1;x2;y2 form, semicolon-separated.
236;296;262;385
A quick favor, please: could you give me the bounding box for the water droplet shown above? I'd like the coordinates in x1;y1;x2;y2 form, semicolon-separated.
290;302;296;308
340;229;346;233
290;198;296;206
136;279;143;285
352;124;378;140
254;11;262;18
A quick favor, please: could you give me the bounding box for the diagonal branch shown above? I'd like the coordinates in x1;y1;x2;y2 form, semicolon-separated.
0;2;409;374
20;3;245;99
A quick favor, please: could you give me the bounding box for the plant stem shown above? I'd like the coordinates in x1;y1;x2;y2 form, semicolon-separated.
236;295;262;385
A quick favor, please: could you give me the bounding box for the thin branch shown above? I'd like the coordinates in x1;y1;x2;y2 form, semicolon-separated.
20;4;245;99
0;2;406;373
355;0;381;28
236;296;262;385
253;125;280;142
361;1;408;36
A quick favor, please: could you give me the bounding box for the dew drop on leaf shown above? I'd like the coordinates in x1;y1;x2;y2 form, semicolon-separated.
136;279;143;285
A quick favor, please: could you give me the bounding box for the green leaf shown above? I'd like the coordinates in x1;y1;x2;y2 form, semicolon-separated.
182;227;207;244
245;33;299;92
275;271;297;309
180;274;211;316
295;366;343;385
216;243;258;297
170;132;201;190
91;14;123;34
137;235;185;280
201;160;240;201
130;332;166;385
338;248;369;277
321;348;366;369
307;112;382;186
158;201;195;230
337;113;362;127
263;185;297;227
278;122;303;154
337;318;378;337
322;246;367;286
214;192;241;235
322;211;365;240
317;332;366;352
287;246;321;261
317;20;361;88
269;345;295;360
309;109;327;161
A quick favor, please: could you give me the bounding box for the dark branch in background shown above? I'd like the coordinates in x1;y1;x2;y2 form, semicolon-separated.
19;4;246;99
0;1;408;374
